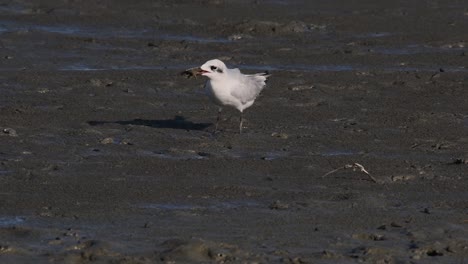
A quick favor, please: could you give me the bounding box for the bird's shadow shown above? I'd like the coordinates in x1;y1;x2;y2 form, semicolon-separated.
88;115;212;131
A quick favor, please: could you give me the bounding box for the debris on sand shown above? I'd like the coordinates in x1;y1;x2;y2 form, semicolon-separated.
322;163;378;183
2;128;18;137
450;158;467;165
159;239;263;263
269;200;289;210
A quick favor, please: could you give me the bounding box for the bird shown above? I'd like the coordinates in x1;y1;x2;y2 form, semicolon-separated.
182;59;270;133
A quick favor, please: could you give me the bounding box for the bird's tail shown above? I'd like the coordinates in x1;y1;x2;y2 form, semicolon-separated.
259;71;271;77
249;71;271;83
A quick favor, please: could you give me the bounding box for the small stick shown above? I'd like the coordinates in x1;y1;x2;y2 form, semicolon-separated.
322;162;377;183
321;167;344;178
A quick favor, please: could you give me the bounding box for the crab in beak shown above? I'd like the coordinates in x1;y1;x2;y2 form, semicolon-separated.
181;67;209;79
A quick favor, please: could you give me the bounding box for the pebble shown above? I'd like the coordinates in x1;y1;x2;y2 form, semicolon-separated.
100;137;115;144
269;200;289;210
391;174;416;182
37;88;50;94
288;85;315;91
2;128;18;137
271;132;289;139
228;34;247;40
121;139;133;145
89;79;113;87
452;158;468;164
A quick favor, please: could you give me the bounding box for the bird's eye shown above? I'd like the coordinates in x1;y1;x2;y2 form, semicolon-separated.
210;66;217;71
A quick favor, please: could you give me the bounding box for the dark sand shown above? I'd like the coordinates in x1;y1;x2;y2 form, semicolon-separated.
1;0;467;263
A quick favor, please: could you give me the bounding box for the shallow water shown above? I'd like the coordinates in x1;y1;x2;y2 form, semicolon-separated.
139;150;206;160
1;18;466;75
59;64;191;71
139;200;260;211
320;150;361;157
1;19;466;75
54;63;468;73
0;20;231;43
371;44;466;55
0;216;25;227
241;63;468;73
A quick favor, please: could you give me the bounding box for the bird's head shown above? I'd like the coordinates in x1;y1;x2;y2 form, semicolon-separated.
188;59;227;80
200;58;226;73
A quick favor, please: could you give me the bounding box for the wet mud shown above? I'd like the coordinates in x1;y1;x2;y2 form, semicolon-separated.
1;0;467;263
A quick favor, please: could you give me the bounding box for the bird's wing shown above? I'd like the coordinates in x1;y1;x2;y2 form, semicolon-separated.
230;72;270;104
229;68;242;75
245;72;271;82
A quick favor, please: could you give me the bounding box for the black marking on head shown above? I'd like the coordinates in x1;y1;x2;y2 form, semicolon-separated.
210;65;223;73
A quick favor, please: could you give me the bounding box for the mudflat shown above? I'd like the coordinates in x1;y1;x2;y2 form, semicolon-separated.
1;0;467;263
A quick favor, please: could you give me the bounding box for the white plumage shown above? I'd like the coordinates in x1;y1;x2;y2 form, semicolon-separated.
195;59;270;133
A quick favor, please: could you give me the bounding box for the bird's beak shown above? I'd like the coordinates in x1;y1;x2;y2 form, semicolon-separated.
181;67;209;79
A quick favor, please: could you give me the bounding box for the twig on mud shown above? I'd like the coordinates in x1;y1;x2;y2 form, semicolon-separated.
321;167;343;178
322;163;378;183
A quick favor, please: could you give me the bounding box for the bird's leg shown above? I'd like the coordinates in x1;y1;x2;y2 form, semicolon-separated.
239;112;243;134
215;108;222;132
